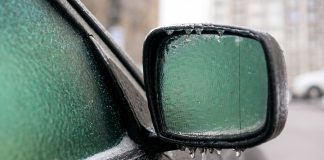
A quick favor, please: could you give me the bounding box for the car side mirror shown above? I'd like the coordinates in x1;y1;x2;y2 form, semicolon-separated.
143;24;288;150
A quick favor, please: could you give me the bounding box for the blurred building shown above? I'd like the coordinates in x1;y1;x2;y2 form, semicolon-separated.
211;0;324;86
284;0;324;82
161;0;324;87
209;0;288;83
81;0;159;66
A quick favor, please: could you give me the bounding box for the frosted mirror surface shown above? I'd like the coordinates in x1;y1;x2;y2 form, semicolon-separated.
160;34;268;136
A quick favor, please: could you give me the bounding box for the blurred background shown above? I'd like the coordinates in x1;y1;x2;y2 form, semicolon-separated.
82;0;324;159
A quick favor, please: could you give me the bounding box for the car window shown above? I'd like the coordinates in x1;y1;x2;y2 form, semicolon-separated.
72;0;324;160
0;0;125;159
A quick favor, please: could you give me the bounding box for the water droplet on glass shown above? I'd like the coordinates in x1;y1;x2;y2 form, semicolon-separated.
165;30;174;35
185;29;193;34
171;45;177;49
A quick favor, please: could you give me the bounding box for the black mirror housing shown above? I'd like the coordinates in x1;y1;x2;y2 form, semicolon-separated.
143;24;288;149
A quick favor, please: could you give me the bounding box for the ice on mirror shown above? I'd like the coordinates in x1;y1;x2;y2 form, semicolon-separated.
233;149;244;158
177;147;247;160
216;149;222;155
189;148;196;158
179;146;186;151
235;150;241;157
185;38;192;42
160;34;268;137
190;151;195;158
217;29;224;37
171;45;178;49
195;28;203;35
201;151;207;160
235;36;243;46
215;149;223;160
185;29;194;34
165;29;174;35
213;29;224;42
198;148;204;153
198;148;207;160
214;35;221;43
209;148;214;154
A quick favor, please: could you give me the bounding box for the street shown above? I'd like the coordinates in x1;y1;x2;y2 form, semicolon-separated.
256;99;324;160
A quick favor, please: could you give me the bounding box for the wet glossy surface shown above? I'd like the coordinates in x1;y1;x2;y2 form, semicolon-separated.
159;34;268;136
0;0;124;159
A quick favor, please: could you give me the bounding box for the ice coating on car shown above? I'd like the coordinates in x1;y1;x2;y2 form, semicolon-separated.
0;0;125;159
165;29;174;35
159;34;268;136
185;29;194;34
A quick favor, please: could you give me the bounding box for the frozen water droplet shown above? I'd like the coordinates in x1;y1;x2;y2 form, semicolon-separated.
195;28;203;35
216;149;222;155
189;148;196;158
190;152;195;158
214;35;221;43
179;146;186;151
217;29;224;37
235;150;241;157
209;148;214;154
201;149;207;160
215;149;223;160
165;30;174;35
185;29;193;34
217;36;221;42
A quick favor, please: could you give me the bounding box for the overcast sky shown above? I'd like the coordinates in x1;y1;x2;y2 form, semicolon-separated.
159;0;213;26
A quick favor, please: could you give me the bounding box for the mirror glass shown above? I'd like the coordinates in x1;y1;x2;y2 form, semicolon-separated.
159;34;268;136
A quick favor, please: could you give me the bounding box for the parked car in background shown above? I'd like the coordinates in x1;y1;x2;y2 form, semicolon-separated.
292;68;324;99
